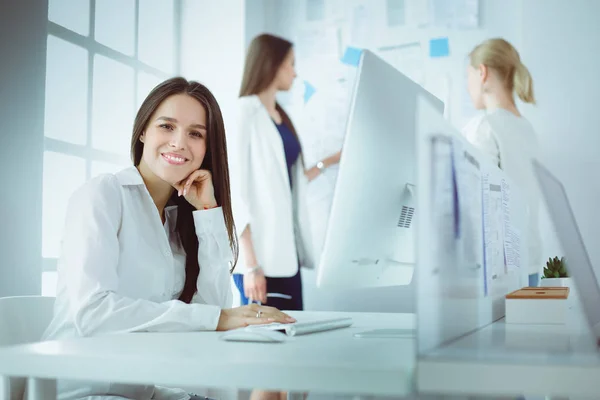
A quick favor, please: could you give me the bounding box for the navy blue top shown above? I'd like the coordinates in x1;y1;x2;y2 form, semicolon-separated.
274;121;301;187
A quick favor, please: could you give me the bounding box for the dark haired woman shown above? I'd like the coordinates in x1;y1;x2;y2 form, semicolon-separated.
231;34;341;314
42;77;295;400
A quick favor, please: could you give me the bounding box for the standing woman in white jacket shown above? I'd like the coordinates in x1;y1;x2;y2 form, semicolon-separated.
42;77;295;400
230;33;341;314
462;38;542;281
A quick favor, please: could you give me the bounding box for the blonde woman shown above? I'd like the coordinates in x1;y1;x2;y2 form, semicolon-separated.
462;38;542;282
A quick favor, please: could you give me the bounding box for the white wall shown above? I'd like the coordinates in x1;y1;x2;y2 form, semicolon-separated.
244;0;265;48
0;0;47;296
181;0;246;139
520;0;600;274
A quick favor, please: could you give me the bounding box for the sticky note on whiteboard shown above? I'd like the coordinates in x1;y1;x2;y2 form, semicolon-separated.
429;37;450;58
303;80;316;103
341;46;362;67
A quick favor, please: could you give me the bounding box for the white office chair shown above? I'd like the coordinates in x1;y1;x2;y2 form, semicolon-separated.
0;296;55;400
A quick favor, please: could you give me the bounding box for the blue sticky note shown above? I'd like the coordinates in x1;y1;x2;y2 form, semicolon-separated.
303;80;316;104
341;47;362;67
429;37;450;58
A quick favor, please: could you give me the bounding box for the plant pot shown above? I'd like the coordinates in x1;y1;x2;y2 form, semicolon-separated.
539;277;576;301
540;277;572;288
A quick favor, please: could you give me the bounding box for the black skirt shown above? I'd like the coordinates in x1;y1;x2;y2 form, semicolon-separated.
232;268;303;311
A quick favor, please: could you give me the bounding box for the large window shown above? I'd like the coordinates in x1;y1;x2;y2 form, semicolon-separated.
42;0;181;295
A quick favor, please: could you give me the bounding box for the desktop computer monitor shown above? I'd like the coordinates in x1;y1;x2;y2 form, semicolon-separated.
316;49;444;288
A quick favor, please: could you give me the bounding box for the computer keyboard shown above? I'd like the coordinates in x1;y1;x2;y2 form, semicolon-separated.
246;317;353;336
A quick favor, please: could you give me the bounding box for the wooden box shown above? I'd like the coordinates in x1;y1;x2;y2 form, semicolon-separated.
505;287;570;324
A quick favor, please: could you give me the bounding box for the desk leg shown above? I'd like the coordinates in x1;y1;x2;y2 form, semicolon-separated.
26;378;56;400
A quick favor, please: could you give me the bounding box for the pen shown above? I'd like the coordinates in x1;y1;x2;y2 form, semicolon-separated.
248;297;262;306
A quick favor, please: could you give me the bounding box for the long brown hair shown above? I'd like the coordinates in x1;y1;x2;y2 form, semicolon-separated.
131;77;238;304
239;34;302;154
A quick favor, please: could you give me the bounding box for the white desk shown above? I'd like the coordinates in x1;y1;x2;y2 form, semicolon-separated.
417;303;600;398
0;311;415;399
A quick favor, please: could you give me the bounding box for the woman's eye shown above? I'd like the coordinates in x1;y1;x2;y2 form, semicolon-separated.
159;123;174;131
190;131;203;138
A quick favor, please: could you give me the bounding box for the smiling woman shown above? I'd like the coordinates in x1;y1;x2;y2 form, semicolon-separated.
130;79;234;302
40;77;297;400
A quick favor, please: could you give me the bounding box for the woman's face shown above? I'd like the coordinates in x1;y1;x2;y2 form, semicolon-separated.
275;49;297;91
139;94;208;185
467;63;486;110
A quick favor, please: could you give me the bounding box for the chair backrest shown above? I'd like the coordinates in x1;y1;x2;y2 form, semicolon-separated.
0;296;55;400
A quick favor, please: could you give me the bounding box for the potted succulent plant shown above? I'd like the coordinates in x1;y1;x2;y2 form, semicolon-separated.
540;256;572;288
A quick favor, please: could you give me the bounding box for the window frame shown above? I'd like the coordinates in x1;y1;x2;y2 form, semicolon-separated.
42;0;182;273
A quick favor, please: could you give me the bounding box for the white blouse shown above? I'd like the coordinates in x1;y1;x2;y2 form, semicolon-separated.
42;166;234;400
462;109;542;275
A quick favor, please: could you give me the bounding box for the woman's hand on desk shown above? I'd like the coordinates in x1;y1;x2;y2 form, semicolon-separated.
216;304;296;331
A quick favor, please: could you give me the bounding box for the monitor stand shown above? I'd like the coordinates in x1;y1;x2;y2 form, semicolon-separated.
353;328;415;338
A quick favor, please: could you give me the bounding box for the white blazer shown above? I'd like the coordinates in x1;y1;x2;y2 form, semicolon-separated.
229;95;315;277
